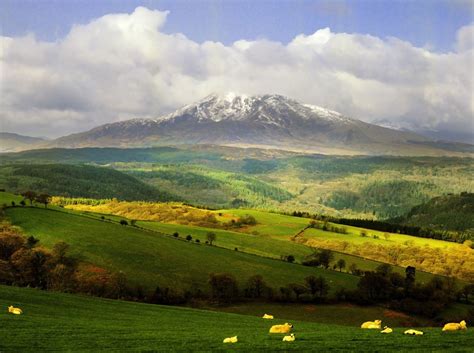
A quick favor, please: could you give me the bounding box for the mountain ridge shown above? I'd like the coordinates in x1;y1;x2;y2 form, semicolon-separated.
0;132;46;152
35;93;473;156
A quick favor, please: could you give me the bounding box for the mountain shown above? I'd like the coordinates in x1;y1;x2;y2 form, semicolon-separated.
46;93;470;156
0;132;46;152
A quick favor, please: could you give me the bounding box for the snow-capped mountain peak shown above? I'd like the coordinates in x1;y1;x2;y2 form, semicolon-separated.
154;92;352;126
48;92;440;156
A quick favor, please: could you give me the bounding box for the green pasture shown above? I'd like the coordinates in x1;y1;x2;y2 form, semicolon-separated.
1;285;472;352
5;207;358;293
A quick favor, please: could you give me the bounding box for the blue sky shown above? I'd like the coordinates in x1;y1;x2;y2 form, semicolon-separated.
2;0;473;52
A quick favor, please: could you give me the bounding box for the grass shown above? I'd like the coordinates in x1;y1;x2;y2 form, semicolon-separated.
0;191;23;206
208;302;433;327
216;209;311;237
137;220;438;283
303;226;463;250
57;198;439;282
1;285;473;352
137;220;313;261
5;206;359;293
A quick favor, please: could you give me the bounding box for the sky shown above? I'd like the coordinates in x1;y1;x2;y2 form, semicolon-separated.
1;0;473;142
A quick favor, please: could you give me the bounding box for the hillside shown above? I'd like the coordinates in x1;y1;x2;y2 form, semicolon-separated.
2;285;472;352
0;132;45;152
5;206;358;292
55;197;465;282
393;193;474;232
42;93;471;156
0;164;176;202
2;147;472;218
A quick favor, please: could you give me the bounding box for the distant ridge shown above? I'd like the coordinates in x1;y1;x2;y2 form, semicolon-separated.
0;132;46;152
42;93;472;156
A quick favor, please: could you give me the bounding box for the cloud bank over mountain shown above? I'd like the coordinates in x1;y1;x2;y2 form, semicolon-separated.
1;7;473;142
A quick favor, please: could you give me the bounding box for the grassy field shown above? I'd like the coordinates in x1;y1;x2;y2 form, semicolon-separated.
303;225;463;250
0;191;23;205
5;206;359;293
1;285;472;352
209;302;433;327
1;192;452;283
137;220;438;283
137;220;313;261
217;209;311;237
58;196;464;251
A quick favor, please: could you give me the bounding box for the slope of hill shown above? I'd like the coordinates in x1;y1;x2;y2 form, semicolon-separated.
3;285;472;352
5;206;358;292
55;197;456;283
1;147;473;218
0;164;176;202
0;132;45;152
393;193;474;232
43;93;470;156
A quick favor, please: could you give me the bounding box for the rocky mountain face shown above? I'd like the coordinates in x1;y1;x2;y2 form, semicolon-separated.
44;93;468;156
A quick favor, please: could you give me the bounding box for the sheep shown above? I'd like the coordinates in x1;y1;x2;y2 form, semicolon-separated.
282;334;295;342
404;329;423;335
8;306;22;315
442;320;467;331
380;326;393;334
361;320;381;329
223;336;238;343
269;323;293;334
262;313;274;319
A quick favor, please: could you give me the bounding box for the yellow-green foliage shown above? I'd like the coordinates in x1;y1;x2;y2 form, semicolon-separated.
56;198;221;227
300;237;474;282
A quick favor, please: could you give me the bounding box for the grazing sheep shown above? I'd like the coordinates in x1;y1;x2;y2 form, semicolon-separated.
361;320;381;329
380;326;393;334
282;334;295;342
262;313;274;319
269;323;293;334
404;329;423;335
223;336;238;343
8;306;22;315
442;320;467;331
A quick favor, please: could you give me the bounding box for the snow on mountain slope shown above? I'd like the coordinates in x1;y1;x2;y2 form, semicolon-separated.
42;93;470;156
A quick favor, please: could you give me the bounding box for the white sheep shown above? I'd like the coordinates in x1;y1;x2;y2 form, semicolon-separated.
361;320;381;329
8;306;22;315
269;323;293;333
442;320;467;331
223;336;238;343
404;329;423;335
282;334;295;342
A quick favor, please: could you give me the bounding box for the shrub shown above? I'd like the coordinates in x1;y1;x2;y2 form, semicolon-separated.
208;273;239;304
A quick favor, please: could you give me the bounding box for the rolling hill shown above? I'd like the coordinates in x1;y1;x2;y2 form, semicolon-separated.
0;132;45;152
0;164;177;202
4;205;359;293
42;93;471;156
3;285;472;352
53;196;456;283
2;147;472;218
393;193;474;232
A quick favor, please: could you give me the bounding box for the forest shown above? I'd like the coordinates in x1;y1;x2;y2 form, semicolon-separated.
0;147;472;222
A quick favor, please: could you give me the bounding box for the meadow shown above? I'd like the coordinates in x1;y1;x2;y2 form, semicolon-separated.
1;284;472;352
55;195;456;283
4;206;359;292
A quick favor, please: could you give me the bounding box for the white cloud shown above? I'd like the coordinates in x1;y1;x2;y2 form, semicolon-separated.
1;6;473;142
